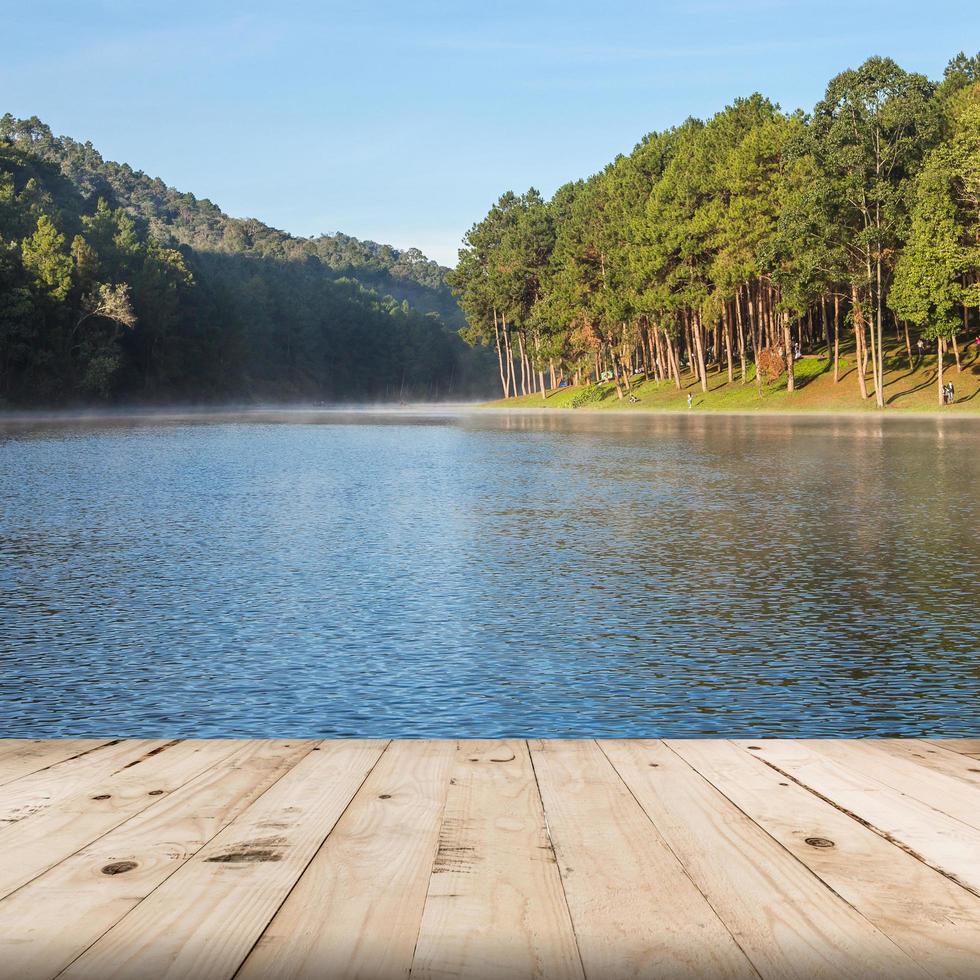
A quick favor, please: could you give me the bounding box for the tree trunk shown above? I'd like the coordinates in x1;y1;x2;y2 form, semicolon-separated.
723;304;734;383
611;355;624;399
866;307;884;407
735;290;747;383
874;247;885;408
692;311;708;393
651;327;663;382
666;333;682;389
492;308;507;398
685;317;698;379
516;330;527;395
783;311;795;392
620;324;633;393
952;332;962;372
903;321;913;371
502;318;515;398
749;291;762;394
833;293;840;383
763;287;774;349
851;285;869;400
938;337;945;407
822;296;831;359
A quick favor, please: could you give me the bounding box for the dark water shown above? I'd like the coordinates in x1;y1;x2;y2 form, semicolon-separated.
1;408;978;737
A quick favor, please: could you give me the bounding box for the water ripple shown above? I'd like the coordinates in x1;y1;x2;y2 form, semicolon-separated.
0;410;978;737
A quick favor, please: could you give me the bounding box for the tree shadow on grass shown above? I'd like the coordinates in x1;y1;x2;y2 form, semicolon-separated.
792;357;832;390
883;356;925;390
885;351;980;405
886;374;936;406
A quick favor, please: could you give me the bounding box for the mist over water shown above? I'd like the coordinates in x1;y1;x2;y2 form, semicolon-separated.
1;409;977;737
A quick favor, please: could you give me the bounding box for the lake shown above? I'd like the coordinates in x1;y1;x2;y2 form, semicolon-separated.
1;408;977;737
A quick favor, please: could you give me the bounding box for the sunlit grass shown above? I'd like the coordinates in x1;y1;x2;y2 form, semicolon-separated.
485;343;980;414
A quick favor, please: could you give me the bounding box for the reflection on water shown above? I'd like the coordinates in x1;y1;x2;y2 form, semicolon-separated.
1;408;977;737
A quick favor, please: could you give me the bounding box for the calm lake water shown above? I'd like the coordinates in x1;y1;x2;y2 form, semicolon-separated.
1;408;977;737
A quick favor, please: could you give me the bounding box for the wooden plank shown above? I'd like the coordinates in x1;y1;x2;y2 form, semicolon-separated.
0;739;114;788
0;739;155;817
0;738;975;979
602;740;930;980
806;740;980;831
238;740;455;980
0;740;313;980
0;739;243;899
873;739;980;787
933;739;980;759
60;740;387;980
0;739;39;757
0;739;165;829
528;739;756;980
671;739;980;980
411;740;583;980
741;740;980;897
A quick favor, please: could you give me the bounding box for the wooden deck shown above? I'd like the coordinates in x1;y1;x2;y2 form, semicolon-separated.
0;740;978;979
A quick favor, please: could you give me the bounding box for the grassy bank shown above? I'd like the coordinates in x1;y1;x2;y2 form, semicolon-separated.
484;342;980;415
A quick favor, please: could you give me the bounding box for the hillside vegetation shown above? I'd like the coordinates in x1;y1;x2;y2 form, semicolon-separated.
452;53;980;411
0;115;492;406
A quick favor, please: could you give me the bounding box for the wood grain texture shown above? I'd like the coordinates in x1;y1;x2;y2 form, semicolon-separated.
238;739;455;980
529;739;756;980
0;740;114;788
873;739;980;786
0;739;976;980
60;740;386;980
0;740;313;980
411;740;584;980
0;739;242;899
0;739;160;825
740;739;980;896
603;739;930;980
671;739;980;980
934;739;980;759
805;739;980;831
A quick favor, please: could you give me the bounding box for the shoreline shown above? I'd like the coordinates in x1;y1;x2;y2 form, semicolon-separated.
0;402;486;426
478;403;980;421
1;400;978;425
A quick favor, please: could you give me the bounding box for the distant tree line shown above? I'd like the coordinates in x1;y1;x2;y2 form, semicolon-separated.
0;115;494;406
450;54;980;406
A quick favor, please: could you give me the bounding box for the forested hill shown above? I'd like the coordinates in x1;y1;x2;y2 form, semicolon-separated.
450;53;980;408
1;115;463;325
0;114;493;406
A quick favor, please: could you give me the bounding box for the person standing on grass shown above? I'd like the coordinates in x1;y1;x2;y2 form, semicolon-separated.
687;392;693;409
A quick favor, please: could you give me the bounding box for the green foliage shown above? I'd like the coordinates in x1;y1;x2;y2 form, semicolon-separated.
20;215;71;300
0;114;462;325
0;117;495;405
453;52;980;407
891;81;980;338
568;382;606;408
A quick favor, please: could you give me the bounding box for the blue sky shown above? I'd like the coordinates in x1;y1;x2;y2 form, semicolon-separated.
4;1;977;264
